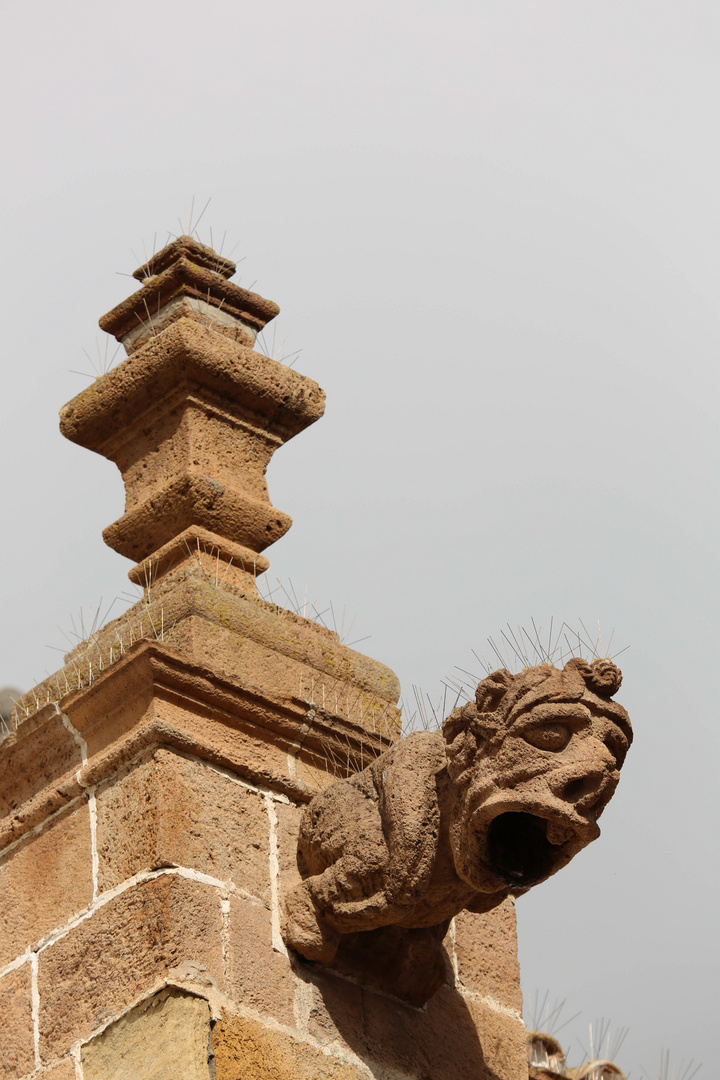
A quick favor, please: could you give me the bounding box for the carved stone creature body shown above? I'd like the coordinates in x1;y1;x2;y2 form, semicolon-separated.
282;659;632;1004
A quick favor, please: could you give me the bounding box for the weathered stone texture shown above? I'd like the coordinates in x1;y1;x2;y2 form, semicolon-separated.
462;993;528;1080
74;669;156;761
0;801;92;967
293;755;335;794
37;874;223;1061
38;1058;76;1080
453;900;523;1011
149;686;299;796
82;987;211;1080
212;1011;365;1080
289;968;526;1080
0;709;81;823
226;896;295;1025
304;969;364;1049
361;980;525;1080
0;962;34;1080
165;609;399;739
96;749;269;899
61;317;320;566
275;801;303;897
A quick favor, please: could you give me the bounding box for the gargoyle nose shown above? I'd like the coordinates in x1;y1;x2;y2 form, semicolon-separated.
550;768;608;809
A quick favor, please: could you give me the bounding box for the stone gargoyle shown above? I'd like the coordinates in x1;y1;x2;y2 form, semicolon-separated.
282;658;632;1005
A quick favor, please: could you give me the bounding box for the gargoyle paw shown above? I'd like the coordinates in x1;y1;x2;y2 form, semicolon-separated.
282;883;340;963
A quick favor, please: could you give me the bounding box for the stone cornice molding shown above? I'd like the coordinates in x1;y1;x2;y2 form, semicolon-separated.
0;640;392;853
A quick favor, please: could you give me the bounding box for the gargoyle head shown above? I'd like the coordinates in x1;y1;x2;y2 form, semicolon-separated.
443;658;632;894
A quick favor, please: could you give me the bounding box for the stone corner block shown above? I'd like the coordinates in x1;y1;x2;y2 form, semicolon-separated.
0;800;93;969
82;986;212;1080
453;898;523;1011
38;873;223;1062
227;896;296;1026
96;748;269;900
0;962;34;1080
212;1010;365;1080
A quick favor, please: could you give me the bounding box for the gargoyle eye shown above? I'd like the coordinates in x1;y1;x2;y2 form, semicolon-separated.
522;723;572;752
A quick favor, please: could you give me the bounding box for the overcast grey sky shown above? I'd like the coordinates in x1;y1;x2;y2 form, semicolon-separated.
1;2;718;1075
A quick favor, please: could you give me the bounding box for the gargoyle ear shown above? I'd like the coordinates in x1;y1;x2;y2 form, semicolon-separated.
565;657;622;698
443;702;482;782
475;669;514;713
587;658;623;697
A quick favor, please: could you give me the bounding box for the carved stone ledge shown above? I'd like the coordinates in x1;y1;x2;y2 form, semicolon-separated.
0;639;395;852
127;525;270;593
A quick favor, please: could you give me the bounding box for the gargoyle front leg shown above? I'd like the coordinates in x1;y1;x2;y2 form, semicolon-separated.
282;769;401;962
282;875;342;962
282;736;447;965
282;850;398;963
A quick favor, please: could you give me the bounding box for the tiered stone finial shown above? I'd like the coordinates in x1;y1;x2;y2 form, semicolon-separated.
100;234;276;354
43;233;400;742
60;235;325;592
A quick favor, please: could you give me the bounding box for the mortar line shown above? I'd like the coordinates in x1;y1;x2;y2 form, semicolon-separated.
0;866;261;977
219;894;231;986
263;794;288;957
59;708;88;768
62;977;175;1063
293;975;313;1037
0;793;87;862
448;917;460;987
30;951;40;1070
212;999;377;1078
58;708;100;902
170;747;290;802
71;1042;84;1080
458;985;524;1021
65;980;377;1080
87;787;99;901
0;742;292;865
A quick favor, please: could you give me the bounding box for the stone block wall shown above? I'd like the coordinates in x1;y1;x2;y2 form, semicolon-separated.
1;718;526;1080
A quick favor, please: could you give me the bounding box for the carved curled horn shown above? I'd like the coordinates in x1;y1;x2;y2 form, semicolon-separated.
567;657;623;698
475;669;514;712
443;693;502;781
442;701;478;746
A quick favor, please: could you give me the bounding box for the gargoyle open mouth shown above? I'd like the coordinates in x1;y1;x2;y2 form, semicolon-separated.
487;811;571;887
